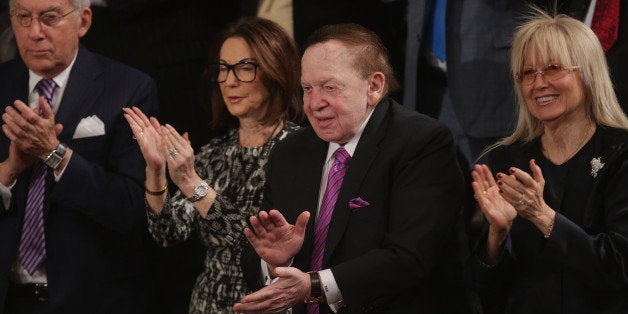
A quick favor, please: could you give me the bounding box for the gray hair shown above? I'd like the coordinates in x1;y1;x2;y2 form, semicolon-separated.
10;0;91;9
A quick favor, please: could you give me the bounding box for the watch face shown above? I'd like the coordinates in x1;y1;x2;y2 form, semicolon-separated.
194;181;208;196
45;154;63;169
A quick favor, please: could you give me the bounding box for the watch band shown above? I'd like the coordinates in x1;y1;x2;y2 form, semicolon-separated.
304;271;325;304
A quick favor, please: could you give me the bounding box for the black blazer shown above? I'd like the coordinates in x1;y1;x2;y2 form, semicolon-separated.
0;46;158;313
244;99;470;313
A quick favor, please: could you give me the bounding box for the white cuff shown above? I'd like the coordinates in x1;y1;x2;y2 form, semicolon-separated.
319;268;344;312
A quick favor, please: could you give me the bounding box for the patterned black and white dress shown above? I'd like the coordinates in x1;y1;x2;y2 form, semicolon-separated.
147;122;299;313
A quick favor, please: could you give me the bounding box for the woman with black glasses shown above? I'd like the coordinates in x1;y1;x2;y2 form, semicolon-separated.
470;7;628;314
124;17;302;313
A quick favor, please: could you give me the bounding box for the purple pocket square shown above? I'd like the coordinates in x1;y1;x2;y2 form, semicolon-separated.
349;197;370;211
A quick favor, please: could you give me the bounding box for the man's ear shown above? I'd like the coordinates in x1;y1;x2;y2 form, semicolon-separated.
78;7;92;38
366;72;385;106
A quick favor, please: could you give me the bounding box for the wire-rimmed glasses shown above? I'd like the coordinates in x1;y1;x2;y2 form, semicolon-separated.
11;7;77;27
516;64;579;86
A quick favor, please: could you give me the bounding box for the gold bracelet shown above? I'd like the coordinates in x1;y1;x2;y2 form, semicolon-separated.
145;182;168;195
544;217;555;239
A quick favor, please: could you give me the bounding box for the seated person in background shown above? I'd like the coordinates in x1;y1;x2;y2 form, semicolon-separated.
471;7;628;314
124;17;302;313
234;23;470;314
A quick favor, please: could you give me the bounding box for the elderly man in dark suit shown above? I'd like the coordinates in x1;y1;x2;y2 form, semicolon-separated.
234;23;469;314
0;0;158;313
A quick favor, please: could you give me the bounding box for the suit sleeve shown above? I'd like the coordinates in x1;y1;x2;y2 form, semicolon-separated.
49;74;158;234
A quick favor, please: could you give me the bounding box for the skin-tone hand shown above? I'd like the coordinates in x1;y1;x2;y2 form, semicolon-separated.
471;164;517;264
123;107;167;173
244;210;310;276
124;107;171;213
232;266;310;313
0;97;65;186
2;97;62;159
496;159;556;237
160;124;203;195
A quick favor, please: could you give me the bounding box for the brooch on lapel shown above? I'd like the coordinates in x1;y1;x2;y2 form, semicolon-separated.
590;156;605;178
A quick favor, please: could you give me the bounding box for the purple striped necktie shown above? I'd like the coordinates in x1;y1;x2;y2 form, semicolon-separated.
308;147;351;314
19;78;56;275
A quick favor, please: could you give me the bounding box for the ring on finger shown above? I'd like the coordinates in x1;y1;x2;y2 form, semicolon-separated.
168;147;178;157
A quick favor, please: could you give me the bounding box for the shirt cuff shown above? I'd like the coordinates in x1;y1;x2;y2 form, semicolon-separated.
260;258;294;285
0;180;15;210
319;268;344;312
53;151;72;181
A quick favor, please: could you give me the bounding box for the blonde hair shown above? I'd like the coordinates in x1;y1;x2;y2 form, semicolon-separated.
491;7;628;150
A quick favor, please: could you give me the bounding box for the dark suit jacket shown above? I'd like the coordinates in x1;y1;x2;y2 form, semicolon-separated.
244;99;469;313
0;46;158;314
472;127;628;314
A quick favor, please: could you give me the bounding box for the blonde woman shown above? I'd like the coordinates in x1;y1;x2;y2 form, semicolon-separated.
471;8;628;314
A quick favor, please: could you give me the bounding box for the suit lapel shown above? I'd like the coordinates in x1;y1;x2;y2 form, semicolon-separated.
295;133;328;260
54;46;104;141
323;100;390;265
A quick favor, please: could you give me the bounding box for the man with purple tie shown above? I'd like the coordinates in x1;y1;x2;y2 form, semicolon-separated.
235;23;470;313
0;0;157;313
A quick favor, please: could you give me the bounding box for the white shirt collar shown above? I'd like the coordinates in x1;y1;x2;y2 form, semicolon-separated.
28;51;78;110
325;107;375;161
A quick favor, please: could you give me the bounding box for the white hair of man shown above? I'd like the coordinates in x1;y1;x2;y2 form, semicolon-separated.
9;0;91;9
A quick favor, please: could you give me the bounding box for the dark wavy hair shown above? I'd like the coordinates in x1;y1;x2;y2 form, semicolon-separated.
207;17;303;130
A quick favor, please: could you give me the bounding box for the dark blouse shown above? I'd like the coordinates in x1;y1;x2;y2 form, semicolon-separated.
472;126;628;314
147;122;299;313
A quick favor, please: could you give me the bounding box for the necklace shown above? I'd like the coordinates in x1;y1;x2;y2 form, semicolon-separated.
265;118;283;144
542;123;594;164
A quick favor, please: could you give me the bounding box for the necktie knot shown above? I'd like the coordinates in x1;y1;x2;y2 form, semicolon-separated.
35;78;57;106
333;147;351;165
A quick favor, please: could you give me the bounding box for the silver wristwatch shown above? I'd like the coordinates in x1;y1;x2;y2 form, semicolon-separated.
187;180;209;202
44;142;67;170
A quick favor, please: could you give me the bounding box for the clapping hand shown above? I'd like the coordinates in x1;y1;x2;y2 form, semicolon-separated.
233;266;310;313
123;106;167;172
244;210;310;276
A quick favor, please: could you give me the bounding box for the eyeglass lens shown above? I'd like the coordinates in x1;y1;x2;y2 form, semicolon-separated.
520;64;575;85
211;62;258;83
13;8;75;27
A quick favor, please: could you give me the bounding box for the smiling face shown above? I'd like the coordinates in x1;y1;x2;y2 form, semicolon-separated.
10;0;91;78
521;46;588;126
301;40;382;144
218;37;270;122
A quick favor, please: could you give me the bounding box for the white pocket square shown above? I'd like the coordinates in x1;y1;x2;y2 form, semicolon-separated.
73;115;105;139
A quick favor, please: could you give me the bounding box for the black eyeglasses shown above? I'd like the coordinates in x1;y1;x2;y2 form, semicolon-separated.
516;64;579;86
208;61;259;83
11;7;77;27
